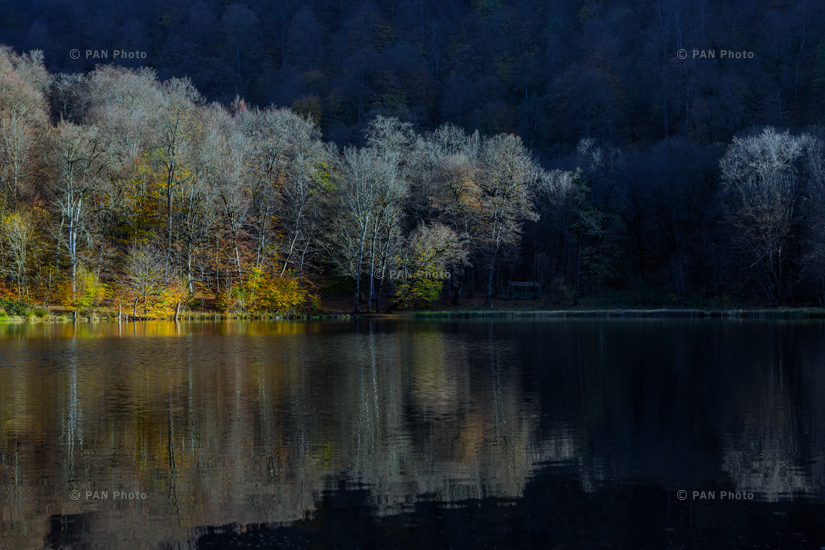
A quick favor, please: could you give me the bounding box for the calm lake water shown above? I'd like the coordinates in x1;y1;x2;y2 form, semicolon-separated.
1;319;825;549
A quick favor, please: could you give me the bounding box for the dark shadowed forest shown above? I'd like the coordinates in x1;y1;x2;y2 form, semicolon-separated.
2;0;825;315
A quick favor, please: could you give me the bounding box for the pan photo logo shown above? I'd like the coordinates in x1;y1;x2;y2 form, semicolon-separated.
70;489;147;501
677;48;755;60
70;49;147;60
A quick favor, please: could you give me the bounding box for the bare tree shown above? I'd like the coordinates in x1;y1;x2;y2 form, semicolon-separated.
50;122;110;293
154;78;201;256
475;134;540;305
412;123;481;303
720;127;808;306
176;104;223;295
1;210;35;301
533;169;581;295
85;66;163;168
393;222;469;307
325;146;380;313
82;67;166;278
0;114;37;207
799;132;825;303
122;243;176;317
363;117;414;312
325;142;407;313
0;47;49;207
50;73;91;124
206;105;251;283
238;107;331;274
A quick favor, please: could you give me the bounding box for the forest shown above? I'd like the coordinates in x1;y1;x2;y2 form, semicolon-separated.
1;0;825;315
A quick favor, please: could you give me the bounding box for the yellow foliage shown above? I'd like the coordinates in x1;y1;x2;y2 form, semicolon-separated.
235;267;310;315
118;284;186;318
145;284;186;317
56;265;107;311
122;279;186;318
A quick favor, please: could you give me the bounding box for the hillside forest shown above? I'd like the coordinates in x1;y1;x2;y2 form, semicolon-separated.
2;0;825;314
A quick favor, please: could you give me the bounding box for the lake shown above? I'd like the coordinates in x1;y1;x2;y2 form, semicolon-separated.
1;319;825;549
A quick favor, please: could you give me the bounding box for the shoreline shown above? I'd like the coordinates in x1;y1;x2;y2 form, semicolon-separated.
4;307;825;324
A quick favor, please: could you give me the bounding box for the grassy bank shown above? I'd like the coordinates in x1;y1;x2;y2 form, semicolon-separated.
407;308;825;319
4;306;825;323
0;312;367;323
4;292;825;323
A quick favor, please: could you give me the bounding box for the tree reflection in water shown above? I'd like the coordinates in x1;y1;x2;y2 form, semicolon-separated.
1;319;824;549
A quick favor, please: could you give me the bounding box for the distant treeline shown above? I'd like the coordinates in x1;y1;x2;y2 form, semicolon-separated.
2;46;825;315
1;0;823;152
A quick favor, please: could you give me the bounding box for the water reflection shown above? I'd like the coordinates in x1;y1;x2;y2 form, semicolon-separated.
1;319;824;549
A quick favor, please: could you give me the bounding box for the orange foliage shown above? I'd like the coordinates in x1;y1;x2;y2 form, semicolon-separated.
0;281;15;302
122;282;187;318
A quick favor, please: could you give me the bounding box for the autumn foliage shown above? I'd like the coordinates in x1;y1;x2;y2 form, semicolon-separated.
6;42;825;313
233;267;312;315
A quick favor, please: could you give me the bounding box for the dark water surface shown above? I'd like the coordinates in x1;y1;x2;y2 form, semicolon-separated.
1;319;825;549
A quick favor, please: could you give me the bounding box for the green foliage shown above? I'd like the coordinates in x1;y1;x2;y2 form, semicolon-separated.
392;223;467;308
577;206;625;289
0;300;29;316
70;265;107;311
567;169;625;292
395;276;445;307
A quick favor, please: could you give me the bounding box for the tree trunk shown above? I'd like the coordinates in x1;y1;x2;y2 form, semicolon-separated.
467;266;475;298
186;239;194;296
167;172;174;255
280;204;305;276
69;210;78;295
366;220;379;313
230;222;243;280
573;239;582;306
375;274;384;313
485;257;496;306
354;220;369;313
451;266;464;306
215;243;220;296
